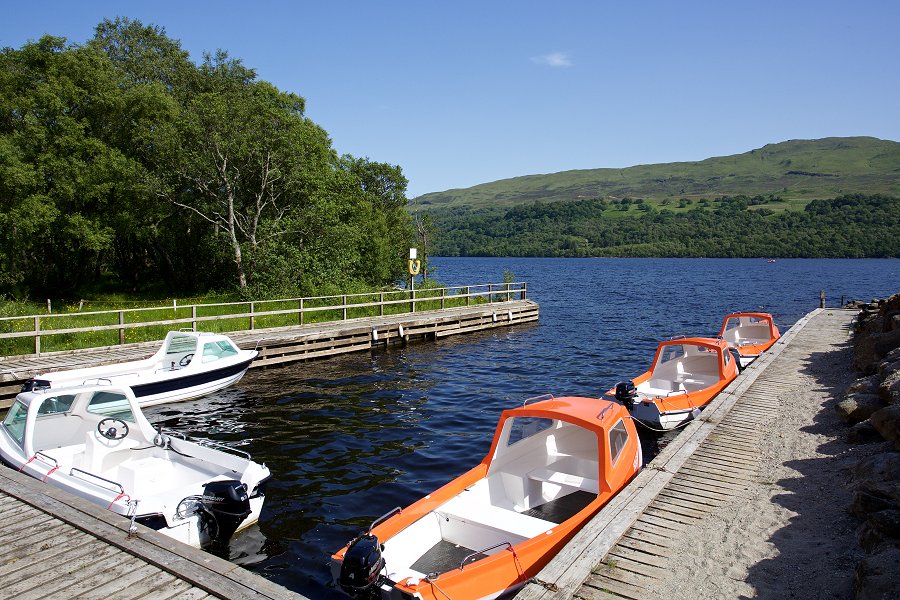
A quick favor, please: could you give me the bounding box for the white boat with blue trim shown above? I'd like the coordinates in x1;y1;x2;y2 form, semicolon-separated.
22;331;257;407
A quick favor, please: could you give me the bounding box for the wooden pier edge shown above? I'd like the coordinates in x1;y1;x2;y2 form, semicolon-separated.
516;308;829;600
0;299;540;407
0;464;308;600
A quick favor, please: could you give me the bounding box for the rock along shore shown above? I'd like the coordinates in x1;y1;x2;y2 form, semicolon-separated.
837;292;900;599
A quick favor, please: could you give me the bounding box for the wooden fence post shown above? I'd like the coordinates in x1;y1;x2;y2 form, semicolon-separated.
191;305;197;331
441;288;445;309
466;286;470;306
118;311;125;345
343;295;348;320
488;284;493;304
34;316;40;355
820;289;825;308
522;282;527;300
299;298;304;325
379;292;384;316
250;302;255;330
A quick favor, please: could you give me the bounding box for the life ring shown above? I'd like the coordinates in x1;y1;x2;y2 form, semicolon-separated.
408;259;421;276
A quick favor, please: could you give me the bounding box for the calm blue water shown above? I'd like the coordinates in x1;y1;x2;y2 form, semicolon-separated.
143;258;898;598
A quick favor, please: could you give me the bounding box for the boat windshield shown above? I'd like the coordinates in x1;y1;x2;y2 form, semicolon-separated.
37;394;77;416
2;400;28;446
202;340;239;363
165;334;198;356
505;416;554;446
85;391;136;423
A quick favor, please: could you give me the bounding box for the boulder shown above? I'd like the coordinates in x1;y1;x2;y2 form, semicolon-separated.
851;485;900;519
848;375;881;396
870;405;900;441
879;369;900;405
857;513;900;554
855;547;900;599
849;421;887;444
839;393;887;424
850;452;900;484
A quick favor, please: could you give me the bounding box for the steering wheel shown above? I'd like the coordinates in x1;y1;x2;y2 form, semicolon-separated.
97;418;129;440
179;353;194;367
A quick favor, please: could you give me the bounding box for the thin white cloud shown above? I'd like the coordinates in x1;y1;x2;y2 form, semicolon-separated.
531;52;573;67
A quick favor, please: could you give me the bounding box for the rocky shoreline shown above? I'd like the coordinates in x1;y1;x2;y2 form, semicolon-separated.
836;292;900;599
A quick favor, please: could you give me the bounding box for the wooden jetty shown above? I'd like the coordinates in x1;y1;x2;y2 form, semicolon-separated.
0;464;307;600
517;307;853;600
0;298;539;407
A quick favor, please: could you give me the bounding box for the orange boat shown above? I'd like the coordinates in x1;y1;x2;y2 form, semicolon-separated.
718;312;780;368
611;337;739;430
331;395;642;599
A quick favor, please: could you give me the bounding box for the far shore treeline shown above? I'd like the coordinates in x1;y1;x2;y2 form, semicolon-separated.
0;18;415;300
427;193;900;258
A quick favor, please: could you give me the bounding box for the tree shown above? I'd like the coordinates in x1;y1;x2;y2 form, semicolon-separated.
152;51;333;290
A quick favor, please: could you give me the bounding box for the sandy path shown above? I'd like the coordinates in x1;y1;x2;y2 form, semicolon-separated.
643;312;874;599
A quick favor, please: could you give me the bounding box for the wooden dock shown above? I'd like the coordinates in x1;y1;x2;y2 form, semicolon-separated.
0;464;307;600
517;307;853;600
0;299;539;407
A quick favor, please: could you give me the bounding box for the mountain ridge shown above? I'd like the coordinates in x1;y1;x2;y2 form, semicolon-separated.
413;136;900;210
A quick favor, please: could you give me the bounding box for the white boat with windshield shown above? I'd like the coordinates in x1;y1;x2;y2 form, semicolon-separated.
22;331;258;407
0;383;270;549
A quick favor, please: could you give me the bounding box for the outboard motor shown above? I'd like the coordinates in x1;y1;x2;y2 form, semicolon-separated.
200;479;251;546
614;381;637;408
339;533;385;596
21;379;51;393
728;347;745;373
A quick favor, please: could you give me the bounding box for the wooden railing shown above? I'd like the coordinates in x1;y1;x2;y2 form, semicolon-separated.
0;282;527;355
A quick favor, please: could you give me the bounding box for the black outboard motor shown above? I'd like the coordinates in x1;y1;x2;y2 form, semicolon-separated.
728;347;745;373
339;533;385;596
614;381;637;408
21;379;51;393
200;479;251;546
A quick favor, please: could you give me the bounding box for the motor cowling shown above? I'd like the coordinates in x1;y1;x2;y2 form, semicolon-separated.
201;479;251;546
339;533;385;595
21;379;51;393
728;347;745;372
614;381;637;407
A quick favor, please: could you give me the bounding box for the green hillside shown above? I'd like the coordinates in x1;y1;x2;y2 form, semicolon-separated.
414;137;900;211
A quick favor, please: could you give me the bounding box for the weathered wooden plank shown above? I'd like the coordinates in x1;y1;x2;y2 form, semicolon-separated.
653;490;720;512
578;579;645;600
584;576;646;600
678;464;754;484
604;547;671;575
0;467;306;600
657;487;722;511
648;497;711;519
614;535;674;558
669;472;746;494
592;561;660;588
75;562;173;600
133;579;196;600
575;588;633;600
8;544;125;598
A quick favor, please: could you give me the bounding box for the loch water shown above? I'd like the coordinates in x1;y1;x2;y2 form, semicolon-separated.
143;257;899;598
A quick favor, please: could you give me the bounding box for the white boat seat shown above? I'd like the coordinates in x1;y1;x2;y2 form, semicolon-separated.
438;491;554;540
527;467;599;494
83;430;140;473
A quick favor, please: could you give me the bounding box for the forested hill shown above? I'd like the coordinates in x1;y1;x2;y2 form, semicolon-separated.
415;137;900;210
0;18;414;300
413;138;900;258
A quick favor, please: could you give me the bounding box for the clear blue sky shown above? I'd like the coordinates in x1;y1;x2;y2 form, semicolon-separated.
3;1;898;198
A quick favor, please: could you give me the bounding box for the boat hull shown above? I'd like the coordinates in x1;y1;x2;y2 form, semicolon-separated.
130;357;255;407
332;396;642;600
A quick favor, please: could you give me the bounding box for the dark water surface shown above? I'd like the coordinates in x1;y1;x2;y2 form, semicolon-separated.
142;258;898;598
